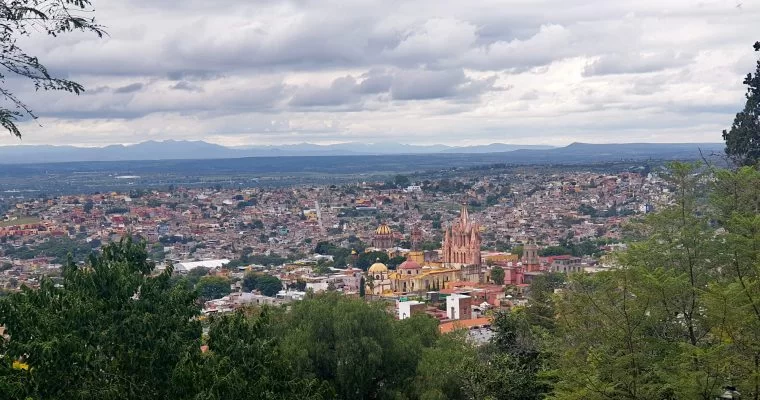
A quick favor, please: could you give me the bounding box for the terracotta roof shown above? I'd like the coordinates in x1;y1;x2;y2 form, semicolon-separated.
398;260;421;270
439;317;492;334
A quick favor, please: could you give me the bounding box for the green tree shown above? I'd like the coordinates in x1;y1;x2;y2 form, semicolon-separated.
242;272;259;292
174;309;327;400
387;255;407;269
491;266;505;285
187;266;210;285
0;1;105;138
553;268;674;400
394;175;411;188
723;42;760;166
356;251;389;271
415;331;482;400
539;246;571;257
553;163;724;399
0;237;200;399
512;245;524;258
525;273;564;331
257;275;283;297
705;166;760;396
486;309;554;399
196;275;231;301
276;293;439;399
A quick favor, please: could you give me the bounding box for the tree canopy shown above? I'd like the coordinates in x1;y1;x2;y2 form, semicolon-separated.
0;237;200;399
723;41;760;166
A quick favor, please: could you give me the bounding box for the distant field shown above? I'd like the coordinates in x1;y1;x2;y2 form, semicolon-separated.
0;217;40;227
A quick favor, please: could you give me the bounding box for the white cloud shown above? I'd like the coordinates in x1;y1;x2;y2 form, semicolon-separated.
1;0;759;146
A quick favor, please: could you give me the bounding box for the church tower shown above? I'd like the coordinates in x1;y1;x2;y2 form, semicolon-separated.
411;225;422;251
407;225;425;265
523;240;541;272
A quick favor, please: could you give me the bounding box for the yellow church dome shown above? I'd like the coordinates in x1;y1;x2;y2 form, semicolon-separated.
368;259;388;273
375;223;392;235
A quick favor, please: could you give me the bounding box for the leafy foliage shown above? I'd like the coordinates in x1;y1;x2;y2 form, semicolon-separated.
551;163;760;399
723;42;760;166
1;236;93;263
242;272;283;296
491;266;505;285
195;275;231;301
0;237;200;399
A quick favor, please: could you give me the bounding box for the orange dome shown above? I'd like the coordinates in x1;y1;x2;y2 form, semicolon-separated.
398;260;421;270
375;223;392;235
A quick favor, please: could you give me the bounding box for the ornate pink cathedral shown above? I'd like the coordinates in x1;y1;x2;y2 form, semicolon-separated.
442;204;482;266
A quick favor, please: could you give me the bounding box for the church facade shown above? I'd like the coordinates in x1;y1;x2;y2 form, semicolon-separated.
364;205;486;296
442;205;482;266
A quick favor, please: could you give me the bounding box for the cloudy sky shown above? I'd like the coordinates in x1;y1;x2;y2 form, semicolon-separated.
3;0;760;147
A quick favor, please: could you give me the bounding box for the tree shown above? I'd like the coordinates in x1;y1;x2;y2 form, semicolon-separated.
0;1;105;138
394;175;411;188
257;275;283;297
512;245;524;258
539;246;571;257
705;166;760;396
723;42;760;166
0;237;201;399
186;266;210;285
276;293;440;399
359;277;366;298
243;273;282;296
525;273;564;332
196;275;231;301
491;266;505;285
356;251;389;271
174;309;327;400
486;309;554;399
387;255;407;269
553;268;674;400
553;163;725;399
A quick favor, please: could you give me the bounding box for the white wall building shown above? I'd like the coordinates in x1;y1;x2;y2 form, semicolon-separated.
398;300;424;320
446;294;472;320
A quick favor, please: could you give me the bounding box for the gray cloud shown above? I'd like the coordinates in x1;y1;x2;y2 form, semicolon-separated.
583;52;694;76
170;81;204;92
113;83;144;93
290;76;360;107
3;0;759;146
391;69;467;100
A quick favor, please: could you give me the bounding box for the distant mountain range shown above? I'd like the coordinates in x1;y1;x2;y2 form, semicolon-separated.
0;140;724;164
0;140;556;164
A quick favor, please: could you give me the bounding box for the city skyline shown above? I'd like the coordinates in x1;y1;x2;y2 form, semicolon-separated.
1;0;759;147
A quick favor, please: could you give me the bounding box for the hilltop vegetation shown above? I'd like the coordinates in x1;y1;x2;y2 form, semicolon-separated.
0;238;553;400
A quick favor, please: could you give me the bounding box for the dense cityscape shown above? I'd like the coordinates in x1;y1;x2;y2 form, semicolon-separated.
1;168;661;304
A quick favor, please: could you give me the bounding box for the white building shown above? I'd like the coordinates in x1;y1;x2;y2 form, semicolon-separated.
173;259;230;273
398;300;425;320
446;294;472;320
